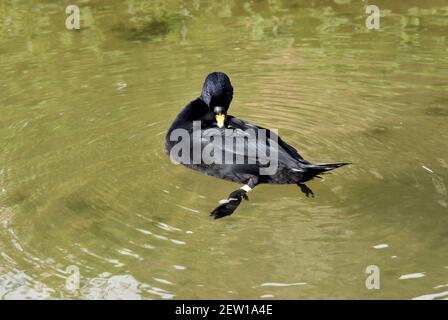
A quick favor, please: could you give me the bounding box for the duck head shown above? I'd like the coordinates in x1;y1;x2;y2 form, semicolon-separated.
200;72;233;128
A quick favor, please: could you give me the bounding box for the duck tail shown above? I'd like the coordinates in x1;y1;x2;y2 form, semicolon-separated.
311;162;351;171
301;162;350;182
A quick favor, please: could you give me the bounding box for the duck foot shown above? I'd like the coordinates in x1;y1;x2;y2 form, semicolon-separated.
297;183;314;198
210;189;249;219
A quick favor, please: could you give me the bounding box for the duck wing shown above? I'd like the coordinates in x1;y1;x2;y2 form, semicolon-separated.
227;116;309;165
200;126;268;167
199;118;306;174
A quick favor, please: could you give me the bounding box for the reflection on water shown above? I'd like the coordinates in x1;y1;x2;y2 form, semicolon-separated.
0;0;447;299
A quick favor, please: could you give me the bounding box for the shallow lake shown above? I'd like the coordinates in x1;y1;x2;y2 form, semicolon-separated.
0;0;447;299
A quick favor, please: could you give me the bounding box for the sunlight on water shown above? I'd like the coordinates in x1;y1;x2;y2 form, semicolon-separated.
0;0;447;299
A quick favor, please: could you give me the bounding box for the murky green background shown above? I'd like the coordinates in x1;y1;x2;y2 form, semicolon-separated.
0;0;447;299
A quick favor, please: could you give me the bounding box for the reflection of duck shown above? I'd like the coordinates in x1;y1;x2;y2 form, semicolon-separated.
165;72;349;219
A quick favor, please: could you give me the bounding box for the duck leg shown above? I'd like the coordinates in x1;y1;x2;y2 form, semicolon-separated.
297;183;314;198
210;177;259;219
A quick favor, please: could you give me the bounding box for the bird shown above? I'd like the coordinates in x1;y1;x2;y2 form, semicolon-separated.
165;72;349;219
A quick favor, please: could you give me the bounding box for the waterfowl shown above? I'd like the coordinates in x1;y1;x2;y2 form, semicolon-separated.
165;72;349;219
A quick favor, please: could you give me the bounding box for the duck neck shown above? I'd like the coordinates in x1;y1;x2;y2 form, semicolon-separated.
167;98;209;135
179;98;208;121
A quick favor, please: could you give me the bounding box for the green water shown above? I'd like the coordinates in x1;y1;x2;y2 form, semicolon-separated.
0;0;447;299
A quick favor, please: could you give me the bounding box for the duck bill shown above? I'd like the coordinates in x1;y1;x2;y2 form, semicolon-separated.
215;114;225;128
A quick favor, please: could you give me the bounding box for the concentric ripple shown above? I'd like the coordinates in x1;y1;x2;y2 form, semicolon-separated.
1;0;447;299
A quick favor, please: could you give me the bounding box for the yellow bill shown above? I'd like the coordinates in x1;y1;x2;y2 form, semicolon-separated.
215;114;225;128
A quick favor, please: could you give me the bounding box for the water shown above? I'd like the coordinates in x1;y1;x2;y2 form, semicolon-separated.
0;0;447;299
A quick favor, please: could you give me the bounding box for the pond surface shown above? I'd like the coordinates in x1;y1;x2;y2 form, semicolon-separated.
0;0;447;299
